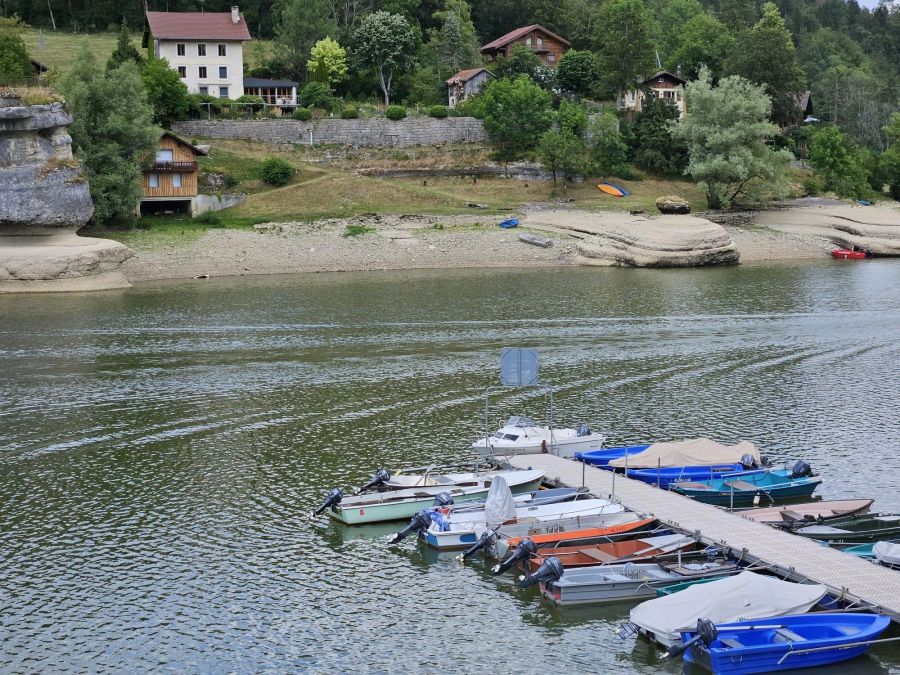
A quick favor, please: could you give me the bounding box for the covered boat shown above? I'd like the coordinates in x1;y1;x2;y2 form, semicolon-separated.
738;499;874;528
681;613;892;674
626;463;753;489
326;468;544;525
608;438;761;470
792;512;900;546
872;540;900;569
472;416;605;457
527;534;698;572
575;445;651;468
629;571;827;649
670;465;821;506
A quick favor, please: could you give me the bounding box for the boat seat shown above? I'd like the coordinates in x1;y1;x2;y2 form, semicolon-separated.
430;475;455;485
720;638;743;649
774;628;806;643
579;549;618;563
724;480;760;491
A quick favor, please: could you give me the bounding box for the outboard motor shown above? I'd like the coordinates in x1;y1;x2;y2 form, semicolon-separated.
356;468;391;494
388;509;434;544
491;538;537;576
518;556;563;589
576;424;591;437
312;488;343;516
790;460;812;479
458;528;498;562
433;492;454;507
740;453;758;470
760;455;773;468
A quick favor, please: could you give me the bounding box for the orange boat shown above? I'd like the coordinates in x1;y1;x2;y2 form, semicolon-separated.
525;533;699;572
500;516;657;555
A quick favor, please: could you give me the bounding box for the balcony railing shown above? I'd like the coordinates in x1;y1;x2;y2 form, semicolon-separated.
151;161;198;172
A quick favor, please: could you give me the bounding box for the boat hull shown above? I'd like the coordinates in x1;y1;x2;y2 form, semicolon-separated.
793;514;900;545
473;436;605;458
493;515;657;559
574;445;651;468
671;469;822;506
626;464;746;489
831;249;869;260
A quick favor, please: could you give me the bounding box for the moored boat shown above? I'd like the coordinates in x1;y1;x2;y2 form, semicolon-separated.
680;613;892;674
575;444;651;468
873;540;900;569
671;464;821;506
792;512;900;546
472;416;605;457
626;463;753;489
831;248;872;260
526;533;698;571
738;499;874;528
325;468;544;525
607;439;762;471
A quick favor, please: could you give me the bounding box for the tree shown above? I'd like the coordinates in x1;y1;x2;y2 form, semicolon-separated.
655;0;705;60
556;49;600;99
106;20;143;72
595;0;657;104
808;125;870;199
672;66;793;209
632;95;688;175
58;45;159;226
538;129;585;191
141;58;190;125
727;2;806;126
492;43;542;82
558;100;588;137
883;113;900;200
587;111;631;177
276;0;337;80
431;0;481;75
714;0;761;30
0;16;31;84
481;75;554;159
669;13;735;80
352;11;416;105
307;37;348;89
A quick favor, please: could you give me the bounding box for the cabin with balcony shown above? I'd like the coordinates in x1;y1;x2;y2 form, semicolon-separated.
480;25;570;67
140;131;207;216
622;71;687;120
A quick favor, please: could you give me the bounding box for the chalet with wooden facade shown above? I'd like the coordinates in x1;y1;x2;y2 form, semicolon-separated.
622;71;687;119
140;131;207;216
480;25;570;67
446;68;493;108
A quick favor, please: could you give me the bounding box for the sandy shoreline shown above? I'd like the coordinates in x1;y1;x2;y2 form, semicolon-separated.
120;204;896;283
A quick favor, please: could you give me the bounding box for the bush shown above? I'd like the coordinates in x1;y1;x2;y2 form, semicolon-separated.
292;107;312;121
385;105;407;120
454;95;485;119
340;105;358;119
259;157;294;186
427;105;448;118
236;94;265;111
223;174;239;189
300;81;332;109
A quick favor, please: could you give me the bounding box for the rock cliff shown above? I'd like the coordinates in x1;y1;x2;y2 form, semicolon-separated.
0;93;133;292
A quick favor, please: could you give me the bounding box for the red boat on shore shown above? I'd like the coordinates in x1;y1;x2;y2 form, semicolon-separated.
831;248;872;259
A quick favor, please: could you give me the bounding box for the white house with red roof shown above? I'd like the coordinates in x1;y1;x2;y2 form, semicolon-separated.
145;7;251;100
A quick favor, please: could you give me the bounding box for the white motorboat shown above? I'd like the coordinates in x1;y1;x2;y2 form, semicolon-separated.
472;416;605;457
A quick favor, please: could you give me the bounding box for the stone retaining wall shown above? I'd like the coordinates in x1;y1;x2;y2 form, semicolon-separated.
171;117;488;148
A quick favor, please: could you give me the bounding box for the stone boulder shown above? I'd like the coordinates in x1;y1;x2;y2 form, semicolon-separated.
524;210;739;267
0;95;133;292
656;195;691;215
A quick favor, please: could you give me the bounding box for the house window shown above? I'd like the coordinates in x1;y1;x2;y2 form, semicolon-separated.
199;66;207;79
199;86;209;95
149;173;159;188
177;43;185;56
525;37;532;45
547;54;555;63
219;66;228;79
172;173;182;188
198;43;207;56
537;37;543;46
218;44;227;57
156;149;173;163
177;66;186;78
219;86;229;98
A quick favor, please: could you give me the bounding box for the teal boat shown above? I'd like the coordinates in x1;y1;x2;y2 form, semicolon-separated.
670;464;821;506
844;542;877;558
655;576;722;597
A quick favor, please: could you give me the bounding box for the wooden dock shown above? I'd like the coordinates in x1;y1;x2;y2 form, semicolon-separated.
507;454;900;621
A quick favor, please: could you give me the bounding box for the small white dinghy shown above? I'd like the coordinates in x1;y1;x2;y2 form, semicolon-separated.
873;541;900;569
472;416;605;458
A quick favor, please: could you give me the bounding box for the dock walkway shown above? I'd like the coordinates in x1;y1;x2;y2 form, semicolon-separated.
507;454;900;620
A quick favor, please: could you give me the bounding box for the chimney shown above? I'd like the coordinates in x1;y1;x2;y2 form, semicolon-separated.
231;6;240;23
676;64;682;78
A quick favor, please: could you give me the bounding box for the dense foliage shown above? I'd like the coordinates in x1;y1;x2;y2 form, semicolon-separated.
259;156;294;186
0;16;31;83
481;75;553;159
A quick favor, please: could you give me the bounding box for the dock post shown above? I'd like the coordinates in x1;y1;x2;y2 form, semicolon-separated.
657;459;661;489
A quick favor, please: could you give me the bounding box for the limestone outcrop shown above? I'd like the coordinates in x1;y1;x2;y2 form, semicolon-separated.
656;195;691;215
524;209;739;267
754;204;900;256
0;93;133;292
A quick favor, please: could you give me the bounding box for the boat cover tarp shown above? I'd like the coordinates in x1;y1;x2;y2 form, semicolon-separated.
483;476;517;526
608;438;760;469
629;571;826;646
873;541;900;566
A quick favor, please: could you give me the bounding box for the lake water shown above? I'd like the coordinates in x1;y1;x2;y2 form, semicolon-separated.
1;262;899;673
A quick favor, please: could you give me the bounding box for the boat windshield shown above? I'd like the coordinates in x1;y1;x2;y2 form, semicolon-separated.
506;416;535;428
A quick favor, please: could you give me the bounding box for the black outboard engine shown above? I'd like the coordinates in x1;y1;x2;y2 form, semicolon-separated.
760;455;773;468
576;424;591;437
790;460;812;479
518;556;563;589
459;528;498;561
357;468;391;493
312;488;343;516
433;492;454;507
740;453;758;470
491;538;537;576
388;509;435;544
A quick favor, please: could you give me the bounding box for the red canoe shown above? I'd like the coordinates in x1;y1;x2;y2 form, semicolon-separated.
832;249;869;260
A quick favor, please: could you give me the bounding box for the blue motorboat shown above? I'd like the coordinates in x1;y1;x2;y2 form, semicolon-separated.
680;612;891;674
626;464;749;489
574;445;650;469
670;463;821;506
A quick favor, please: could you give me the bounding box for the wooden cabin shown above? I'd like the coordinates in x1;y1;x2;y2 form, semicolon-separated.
446;68;493;108
622;71;687;120
140;131;207;216
480;25;570;67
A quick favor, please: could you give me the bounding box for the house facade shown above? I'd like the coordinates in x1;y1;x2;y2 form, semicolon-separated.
446;68;493;108
145;8;251;100
243;77;298;106
622;71;687;119
480;25;570;67
140;131;207;216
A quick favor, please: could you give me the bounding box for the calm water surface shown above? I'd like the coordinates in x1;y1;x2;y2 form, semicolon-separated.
1;262;899;673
